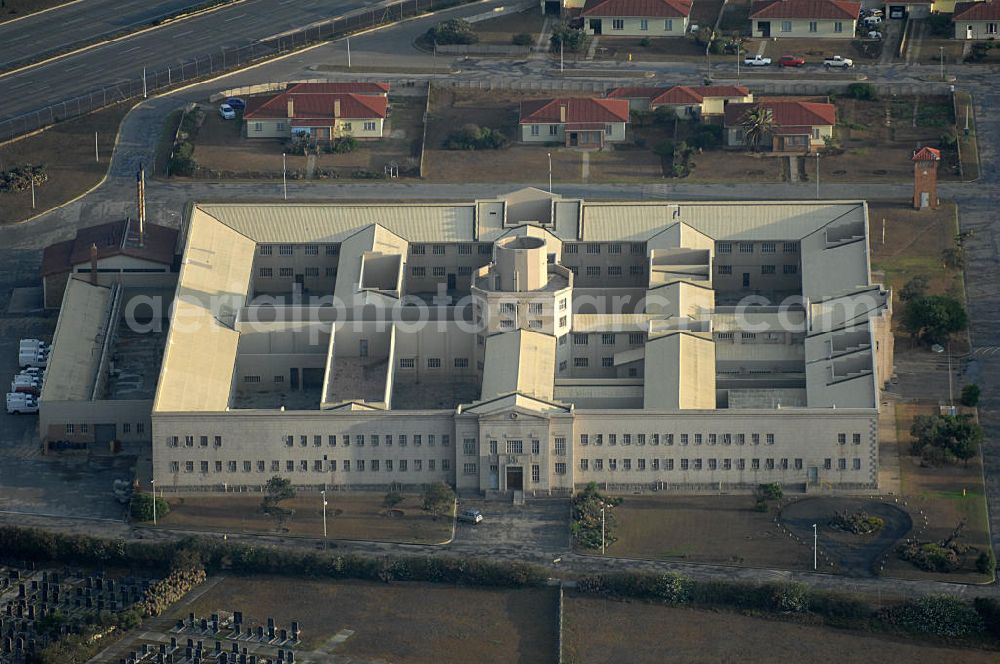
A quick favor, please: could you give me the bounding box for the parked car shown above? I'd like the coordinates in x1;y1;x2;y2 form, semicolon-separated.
219;103;236;120
6;393;38;414
823;55;854;69
458;509;483;524
743;55;771;66
867;30;883;40
777;55;806;67
863;15;883;27
224;97;245;111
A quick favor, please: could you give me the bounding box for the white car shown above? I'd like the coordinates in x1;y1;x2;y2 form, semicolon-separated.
219;103;236;120
458;509;483;524
744;55;771;66
824;55;855;68
867;30;883;40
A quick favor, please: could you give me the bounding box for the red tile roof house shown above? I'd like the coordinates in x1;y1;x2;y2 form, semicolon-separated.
723;100;837;153
519;98;631;148
953;1;1000;39
608;85;753;115
581;0;693;36
243;82;390;141
750;0;861;38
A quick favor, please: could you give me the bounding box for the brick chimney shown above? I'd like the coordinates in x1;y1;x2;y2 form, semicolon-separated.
89;243;98;285
559;103;566;123
334;98;341;118
287;96;294;118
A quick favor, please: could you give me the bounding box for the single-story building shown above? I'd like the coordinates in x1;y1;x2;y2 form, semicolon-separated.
724;100;836;153
953;1;1000;38
608;85;753;116
750;0;861;38
582;0;692;36
243;86;389;140
519;97;630;148
284;82;390;96
40;219;178;309
884;1;931;20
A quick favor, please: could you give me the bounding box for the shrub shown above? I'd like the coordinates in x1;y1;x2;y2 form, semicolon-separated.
577;572;692;604
512;33;533;46
879;595;984;638
383;491;404;509
757;483;783;501
927;12;952;37
763;581;809;613
130;493;170;522
422;481;455;517
976;549;995;575
830;510;884;535
327;136;358;154
168;142;196;177
427;19;478;45
688;125;722;150
844;82;877;101
974;597;1000;637
653;140;675;158
444;124;508;150
753;499;769;512
960;383;981;407
897;541;960;572
807;590;872;622
0;164;48;193
571;483;623;550
900;275;928;302
638;37;651;47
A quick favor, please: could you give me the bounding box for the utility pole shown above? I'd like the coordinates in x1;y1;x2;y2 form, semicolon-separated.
939;46;944;81
282;153;288;200
30;174;35;209
347;38;351;68
560;40;564;73
95;131;99;162
812;523;817;570
547;152;552;193
142;67;147;98
600;506;606;555
736;46;740;84
947;342;954;407
814;153;820;199
321;489;328;541
151;479;157;526
881;218;885;244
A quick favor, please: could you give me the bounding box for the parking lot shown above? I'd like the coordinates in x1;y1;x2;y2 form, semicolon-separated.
452;498;570;558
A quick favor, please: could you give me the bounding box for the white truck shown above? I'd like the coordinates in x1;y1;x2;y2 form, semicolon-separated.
19;339;47;353
6;393;38;414
744;55;771;66
823;55;854;69
11;375;41;396
19;349;48;369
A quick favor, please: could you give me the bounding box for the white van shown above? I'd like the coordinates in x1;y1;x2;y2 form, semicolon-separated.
6;393;38;414
19;349;48;368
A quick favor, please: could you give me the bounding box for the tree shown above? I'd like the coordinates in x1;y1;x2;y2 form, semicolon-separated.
740;105;775;152
941;246;965;270
550;21;589;52
261;476;295;527
427;19;478;45
976;550;996;576
383;491;404;509
901;294;967;343
844;83;877;101
910;413;982;465
899;275;928;302
130;493;170;522
422;481;455;518
571;483;623;549
960;383;981;407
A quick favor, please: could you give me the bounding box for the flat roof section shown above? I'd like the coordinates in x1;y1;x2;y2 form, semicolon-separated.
41;278;112;402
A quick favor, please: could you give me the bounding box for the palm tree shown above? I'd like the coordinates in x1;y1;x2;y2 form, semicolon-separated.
740;105;775;152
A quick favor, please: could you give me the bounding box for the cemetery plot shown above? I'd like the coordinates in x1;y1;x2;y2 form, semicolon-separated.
0;563;158;663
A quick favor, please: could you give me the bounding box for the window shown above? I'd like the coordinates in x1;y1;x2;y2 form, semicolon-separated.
665;434;674;446
739;242;753;254
183;435;193;447
586;266;600;277
652;434;660;446
574;334;589;345
604;123;613;136
528;302;543;315
989;22;998;34
680;434;689;445
781;20;792;32
838;458;847;470
766;434;775;445
612;18;624;30
637;458;646;471
723;459;731;470
623;434;632;446
554;437;566;456
628;333;643;345
574;357;589;368
363;121;376;131
454;357;469;368
432;266;446;277
499;319;514;330
708;433;717;445
680;459;689;471
137;422;145;434
325;244;339;255
243;375;261;384
580;434;589;446
838;433;847;445
549;124;559;136
595;434;603;446
736;433;745;446
761;265;776;275
555;462;566;475
824;458;832;470
639;18;648;30
414;460;423;471
665;459;674;470
608;434;617;446
609;458;618;471
278;245;293;256
751;433;760;446
809;20;817;32
341;122;352;131
783;264;798;274
622;458;632;471
607;265;622;277
602;357;613;368
411;266;426;277
718;265;732;275
414;434;422;447
664;18;673;30
834;21;844;32
853;433;862;445
258;267;273;278
385;435;393;446
479;243;492;255
399;434;408;447
751;459;760;470
464;438;477;455
559;316;567;327
258;245;273;256
489;439;497;454
530;124;541;136
507;440;523;454
694;434;702;445
278;267;293;277
765;458;774;470
531;465;540;483
399;358;415;369
718;242;732;254
464;463;478;475
602;333;616;345
427;357;441;368
580;458;589;471
532;439;540;455
529;320;542;329
586;243;601;254
853;458;862;470
559;361;567;371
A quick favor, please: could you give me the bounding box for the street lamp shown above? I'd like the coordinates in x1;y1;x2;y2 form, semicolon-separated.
321;489;328;540
547;152;552;193
151;479;156;526
812;523;818;570
939;46;944;81
814;152;820;199
600;506;606;555
282;153;288;200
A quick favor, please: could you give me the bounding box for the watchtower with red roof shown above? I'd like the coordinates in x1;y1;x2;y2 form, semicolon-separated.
912;146;940;210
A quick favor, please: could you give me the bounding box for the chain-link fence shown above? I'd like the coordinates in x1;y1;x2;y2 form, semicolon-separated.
0;0;470;144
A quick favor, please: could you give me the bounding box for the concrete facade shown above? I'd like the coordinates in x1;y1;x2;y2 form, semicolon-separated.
140;191;892;496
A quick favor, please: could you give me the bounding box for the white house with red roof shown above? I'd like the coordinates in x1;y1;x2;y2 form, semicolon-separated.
724;100;837;152
953;1;1000;38
243;82;390;141
581;0;693;36
519;97;630;148
750;0;860;38
608;85;753;115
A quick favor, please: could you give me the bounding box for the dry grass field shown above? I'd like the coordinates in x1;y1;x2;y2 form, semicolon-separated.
172;576;559;663
0;102;131;224
156;493;454;544
563;594;1000;664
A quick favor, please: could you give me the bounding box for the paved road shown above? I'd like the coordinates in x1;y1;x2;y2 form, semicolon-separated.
0;0;393;125
0;0;218;71
0;6;999;597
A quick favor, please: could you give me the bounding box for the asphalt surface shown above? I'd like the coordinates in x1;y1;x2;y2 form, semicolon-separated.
0;0;390;125
0;4;998;599
0;0;217;71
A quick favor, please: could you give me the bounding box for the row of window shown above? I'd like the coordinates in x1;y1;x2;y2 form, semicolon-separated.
167;435;222;448
579;457;862;471
411;266;477;278
397;358;469;369
717;264;798;276
259;244;339;256
167;434;453;449
66;422;147;435
411;244;493;256
461;438;566;457
717;242;798;254
609;18;675;31
777;20;845;33
530;124;615;136
170;458;450;474
497;317;568;330
497;299;569;314
563;265;645;278
580;432;777;446
574;333;644;346
258;267;337;278
564;243;645;255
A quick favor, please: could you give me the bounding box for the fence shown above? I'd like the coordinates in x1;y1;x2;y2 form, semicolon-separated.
0;0;474;144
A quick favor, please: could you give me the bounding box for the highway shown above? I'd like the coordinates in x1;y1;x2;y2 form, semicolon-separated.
0;0;216;71
0;0;386;126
